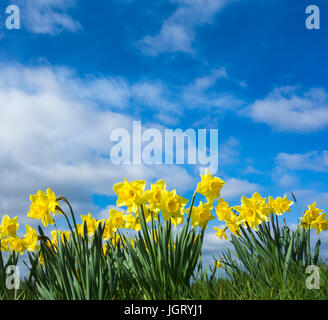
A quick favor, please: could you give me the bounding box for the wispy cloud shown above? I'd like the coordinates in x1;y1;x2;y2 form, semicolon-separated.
182;68;244;110
291;190;328;210
271;165;299;188
0;64;195;219
218;137;240;166
137;0;231;56
242;165;262;175
221;178;260;201
276;150;328;172
17;0;81;35
245;86;328;132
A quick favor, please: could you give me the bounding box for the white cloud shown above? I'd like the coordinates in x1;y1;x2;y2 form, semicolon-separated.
137;0;230;55
271;165;299;188
0;64;195;222
276;151;328;172
17;0;81;35
218;137;240;166
246;86;328;132
291;190;328;210
131;81;180;114
183;68;245;113
277;174;299;188
203;228;230;252
242;166;262;175
220;178;260;200
188;68;228;92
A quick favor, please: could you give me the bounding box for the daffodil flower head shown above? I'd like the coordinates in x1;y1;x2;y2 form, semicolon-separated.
143;180;166;211
103;243;108;256
102;219;114;241
28;188;60;227
301;203;328;234
51;230;70;246
311;213;328;234
8;236;26;255
301;202;324;229
225;212;241;236
160;189;188;221
268;195;293;216
190;201;215;229
23;225;39;252
0;215;19;238
0;238;9;252
215;199;233;222
170;214;184;228
108;209;125;232
80;213;98;237
214;226;228;241
113;179;146;213
233;192;270;231
215;258;224;269
123;214;141;231
111;234;126;249
197;169;225;204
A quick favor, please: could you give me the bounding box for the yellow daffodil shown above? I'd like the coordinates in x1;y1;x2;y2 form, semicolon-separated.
170;214;184;227
103;243;108;255
0;215;19;238
310;213;328;234
215;199;233;222
123;214;141;231
190;201;215;229
226;212;241;236
143;180;166;212
28;188;60;227
268;195;293;216
300;203;328;234
111;234;126;249
311;213;328;234
215;258;224;269
51;230;70;246
301;202;324;229
108;209;125;232
7;236;26;255
160;189;188;221
233;192;270;230
76;223;86;239
23;225;39;252
214;227;228;241
113;179;145;213
129;238;135;248
102;219;114;241
80;213;98;237
197;169;225;204
142;204;156;223
0;238;9;252
39;252;45;267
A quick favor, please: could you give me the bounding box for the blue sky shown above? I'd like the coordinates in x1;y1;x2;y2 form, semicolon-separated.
1;0;328;260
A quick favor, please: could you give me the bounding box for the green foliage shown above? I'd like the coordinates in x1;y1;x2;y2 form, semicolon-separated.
190;264;328;300
28;224;121;300
0;247;18;299
22;192;204;300
221;214;323;291
120;203;205;299
1;204;328;300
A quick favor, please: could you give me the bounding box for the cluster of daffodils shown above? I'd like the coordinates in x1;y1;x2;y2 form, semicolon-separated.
0;216;38;254
0;189;60;254
214;193;296;240
0;169;327;259
300;202;328;234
